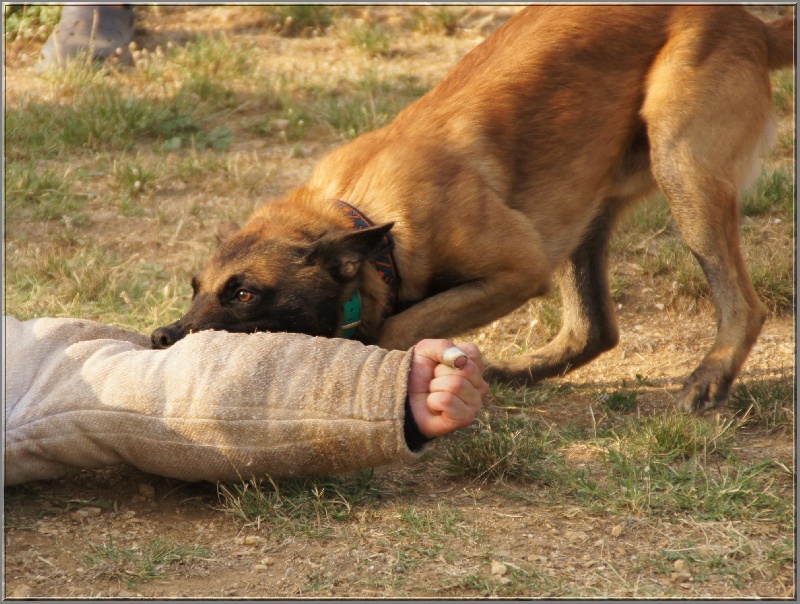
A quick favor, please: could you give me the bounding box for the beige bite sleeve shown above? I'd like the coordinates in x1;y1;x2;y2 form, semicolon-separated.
4;316;420;485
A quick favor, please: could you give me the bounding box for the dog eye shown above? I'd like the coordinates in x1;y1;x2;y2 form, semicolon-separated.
236;289;255;303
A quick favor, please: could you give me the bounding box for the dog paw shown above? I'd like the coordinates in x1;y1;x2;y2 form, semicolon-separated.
676;368;733;413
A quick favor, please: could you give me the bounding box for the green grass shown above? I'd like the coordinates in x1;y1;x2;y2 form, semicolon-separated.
595;388;638;413
441;413;556;482
569;410;792;520
83;537;210;587
742;167;795;217
4;4;61;40
217;470;381;537
4;245;190;330
399;506;465;541
625;194;673;234
411;7;466;36
771;68;795;115
729;374;795;431
5;161;87;222
6;82;201;160
258;4;336;36
342;20;396;56
614;411;739;461
6;34;259;161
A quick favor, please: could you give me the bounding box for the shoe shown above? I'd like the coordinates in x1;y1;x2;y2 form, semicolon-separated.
36;5;135;72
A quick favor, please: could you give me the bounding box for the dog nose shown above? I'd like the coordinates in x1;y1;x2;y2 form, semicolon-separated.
151;325;181;349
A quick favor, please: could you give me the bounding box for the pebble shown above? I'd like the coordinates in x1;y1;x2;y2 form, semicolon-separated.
71;506;102;521
490;561;508;576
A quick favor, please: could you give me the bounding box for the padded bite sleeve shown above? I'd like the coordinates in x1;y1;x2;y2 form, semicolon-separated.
4;316;420;485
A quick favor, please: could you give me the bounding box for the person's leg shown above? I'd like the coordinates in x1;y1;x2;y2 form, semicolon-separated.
36;4;135;72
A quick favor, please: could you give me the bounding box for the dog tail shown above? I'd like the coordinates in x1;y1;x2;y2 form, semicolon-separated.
763;15;796;70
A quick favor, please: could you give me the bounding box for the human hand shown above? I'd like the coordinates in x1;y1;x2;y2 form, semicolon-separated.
407;339;489;439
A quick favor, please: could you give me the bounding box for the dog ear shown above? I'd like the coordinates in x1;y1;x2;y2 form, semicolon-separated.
307;222;394;282
214;220;241;244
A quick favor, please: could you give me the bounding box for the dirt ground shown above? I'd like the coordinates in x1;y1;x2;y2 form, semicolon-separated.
3;5;796;599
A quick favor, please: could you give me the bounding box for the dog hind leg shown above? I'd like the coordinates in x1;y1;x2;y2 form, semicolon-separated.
485;205;622;384
642;32;773;412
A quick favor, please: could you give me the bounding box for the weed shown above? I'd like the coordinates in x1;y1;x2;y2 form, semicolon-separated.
260;5;336;36
313;70;428;139
641;238;707;298
623;194;673;234
771;68;795;115
4;4;61;41
342;20;396;56
596;388;638;413
742;167;795;216
441;413;556;482
4;161;86;221
399;507;464;540
180;34;255;78
533;296;562;339
411;7;465;36
748;256;795;313
729;374;795;431
83;537;209;587
489;382;566;413
217;470;380;537
615;411;738;461
112;157;159;199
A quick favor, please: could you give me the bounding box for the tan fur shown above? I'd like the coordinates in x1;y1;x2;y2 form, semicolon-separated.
162;6;795;412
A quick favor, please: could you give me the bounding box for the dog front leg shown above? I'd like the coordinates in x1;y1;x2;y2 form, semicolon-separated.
377;271;551;351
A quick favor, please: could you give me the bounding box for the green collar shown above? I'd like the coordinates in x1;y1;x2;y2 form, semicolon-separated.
340;290;362;338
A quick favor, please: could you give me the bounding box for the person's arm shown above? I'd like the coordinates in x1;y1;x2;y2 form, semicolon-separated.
4;317;485;485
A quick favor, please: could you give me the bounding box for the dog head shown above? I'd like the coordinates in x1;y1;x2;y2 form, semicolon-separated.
150;217;394;349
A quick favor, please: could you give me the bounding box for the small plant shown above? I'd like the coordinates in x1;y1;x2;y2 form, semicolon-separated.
729;375;795;431
431;7;465;36
596;388;638;413
4;4;61;41
742;167;795;216
411;7;465;36
5;161;85;221
260;5;335;36
83;537;209;587
771;68;795;115
399;507;464;540
641;238;707;298
342;20;396;56
112;158;159;199
616;411;738;461
217;470;381;536
441;413;555;482
748;255;794;313
625;194;673;234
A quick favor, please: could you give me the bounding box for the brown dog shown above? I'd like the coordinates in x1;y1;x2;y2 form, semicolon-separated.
152;6;795;412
